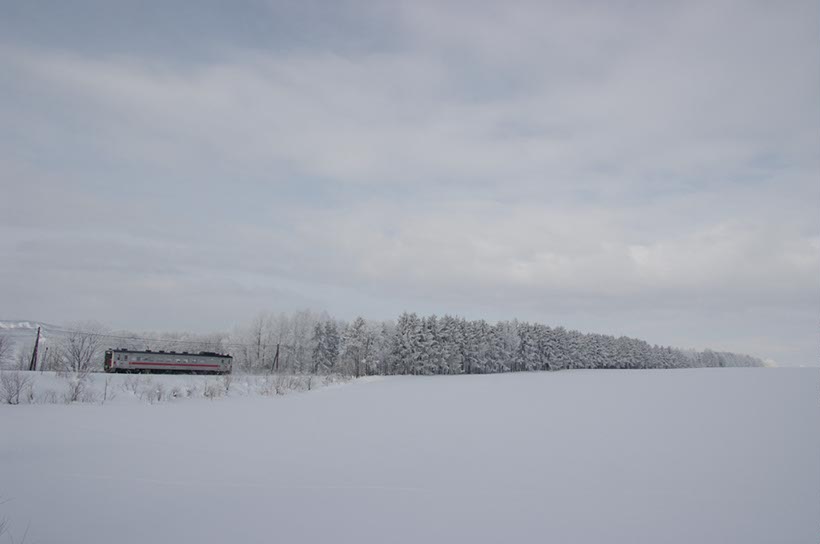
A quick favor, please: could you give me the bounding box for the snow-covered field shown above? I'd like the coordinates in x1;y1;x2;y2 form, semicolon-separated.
1;368;817;543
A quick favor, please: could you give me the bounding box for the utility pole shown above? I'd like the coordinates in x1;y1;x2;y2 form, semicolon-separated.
28;326;41;371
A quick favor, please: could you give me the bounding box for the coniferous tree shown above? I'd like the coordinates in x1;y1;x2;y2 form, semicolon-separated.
342;317;369;377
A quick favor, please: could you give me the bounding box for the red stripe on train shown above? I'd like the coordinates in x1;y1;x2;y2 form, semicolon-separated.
127;362;220;368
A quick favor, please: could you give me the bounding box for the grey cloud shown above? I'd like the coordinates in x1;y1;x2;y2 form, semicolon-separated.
0;1;817;366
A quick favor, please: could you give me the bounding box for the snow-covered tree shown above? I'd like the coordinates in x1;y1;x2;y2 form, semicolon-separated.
341;317;372;378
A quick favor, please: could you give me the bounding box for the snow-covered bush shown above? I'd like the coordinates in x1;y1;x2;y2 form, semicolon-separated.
0;371;33;405
121;375;143;396
63;371;95;403
183;382;198;398
203;380;224;400
123;375;159;401
143;382;165;404
38;389;59;404
274;374;298;395
258;375;276;396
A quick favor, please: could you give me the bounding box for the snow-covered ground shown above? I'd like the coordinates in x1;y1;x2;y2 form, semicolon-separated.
0;368;817;543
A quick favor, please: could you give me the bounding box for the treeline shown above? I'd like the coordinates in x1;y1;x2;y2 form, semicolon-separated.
4;312;765;374
303;312;764;376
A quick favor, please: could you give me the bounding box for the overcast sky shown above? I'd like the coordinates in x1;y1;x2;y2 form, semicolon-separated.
0;1;817;365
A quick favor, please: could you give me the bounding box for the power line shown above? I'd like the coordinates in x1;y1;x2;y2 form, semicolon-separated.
42;325;225;345
38;324;299;353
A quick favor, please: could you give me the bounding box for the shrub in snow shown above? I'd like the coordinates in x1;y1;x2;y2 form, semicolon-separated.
133;379;162;403
123;376;163;402
203;381;224;400
0;371;33;405
39;389;59;404
184;382;198;398
121;376;144;396
143;382;165;404
258;375;276;396
63;371;94;403
274;374;298;395
257;374;299;395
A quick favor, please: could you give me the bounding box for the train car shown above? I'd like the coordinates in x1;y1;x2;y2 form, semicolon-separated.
103;348;232;374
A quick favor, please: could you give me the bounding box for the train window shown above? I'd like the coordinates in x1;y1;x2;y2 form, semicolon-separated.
124;355;128;361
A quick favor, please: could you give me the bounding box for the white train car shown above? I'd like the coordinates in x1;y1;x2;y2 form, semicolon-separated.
103;348;232;375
